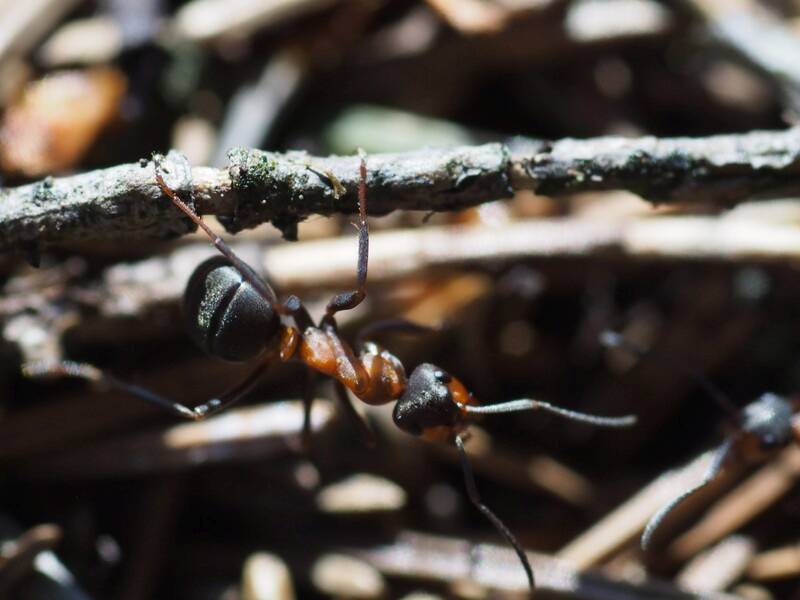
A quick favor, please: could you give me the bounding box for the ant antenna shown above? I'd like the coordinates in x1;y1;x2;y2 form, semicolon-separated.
600;330;740;420
641;438;734;551
460;399;636;427
455;435;534;595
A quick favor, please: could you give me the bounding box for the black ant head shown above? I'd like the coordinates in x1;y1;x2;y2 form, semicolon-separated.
184;256;281;362
393;364;463;437
740;393;794;452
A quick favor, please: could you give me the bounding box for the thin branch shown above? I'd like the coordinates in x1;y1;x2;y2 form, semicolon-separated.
0;524;61;595
172;0;339;43
20;399;335;478
556;448;738;569
356;530;739;598
668;444;800;562
676;535;756;593
2;128;800;249
0;0;82;66
682;0;800;114
87;210;800;320
747;542;800;582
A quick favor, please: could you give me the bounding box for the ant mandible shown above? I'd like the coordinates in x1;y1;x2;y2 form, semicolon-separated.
25;151;638;594
601;331;799;552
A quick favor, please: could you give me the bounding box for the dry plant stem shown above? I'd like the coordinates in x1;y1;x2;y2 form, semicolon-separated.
356;531;740;599
468;447;595;508
0;357;258;461
0;0;82;66
0;517;89;600
264;214;800;289
556;448;741;568
667;444;800;562
209;49;307;168
2;128;800;248
92;211;800;321
748;542;800;581
0;524;62;594
20;400;335;478
172;0;340;42
675;535;756;593
241;553;297;600
684;0;800;113
421;0;509;34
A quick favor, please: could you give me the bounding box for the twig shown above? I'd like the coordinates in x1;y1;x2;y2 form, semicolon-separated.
0;357;262;461
431;428;595;508
92;207;800;320
356;530;738;598
675;535;756;593
556;448;740;568
209;50;307;168
565;0;671;43
21;400;335;478
172;0;340;43
747;542;800;582
315;473;407;513
311;554;387;599
263;211;800;288
668;445;800;562
0;524;61;594
682;0;800;115
421;0;509;34
0;516;91;600
38;16;124;67
2;128;800;248
241;553;297;600
0;0;82;66
208;0;378;166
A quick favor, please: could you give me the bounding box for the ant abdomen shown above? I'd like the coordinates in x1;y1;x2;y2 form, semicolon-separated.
184;256;281;362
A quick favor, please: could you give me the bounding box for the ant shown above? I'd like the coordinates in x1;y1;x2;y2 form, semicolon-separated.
601;331;799;552
25;151;637;594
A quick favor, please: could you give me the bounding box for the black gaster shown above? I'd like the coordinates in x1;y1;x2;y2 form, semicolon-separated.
184;256;280;362
393;363;459;435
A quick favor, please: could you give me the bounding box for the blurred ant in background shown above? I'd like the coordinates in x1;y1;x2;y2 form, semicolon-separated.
601;331;799;551
26;151;637;594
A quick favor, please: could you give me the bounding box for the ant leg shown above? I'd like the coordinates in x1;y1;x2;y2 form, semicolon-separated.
324;150;369;321
461;399;636;427
153;155;280;309
333;381;376;448
23;356;272;421
283;295;314;331
455;435;535;594
642;437;735;551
